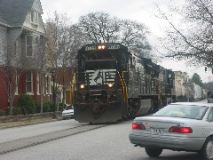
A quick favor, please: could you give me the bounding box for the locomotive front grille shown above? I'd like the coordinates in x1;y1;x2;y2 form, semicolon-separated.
76;91;118;104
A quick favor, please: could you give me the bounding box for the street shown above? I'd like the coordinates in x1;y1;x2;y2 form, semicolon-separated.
0;119;201;160
0;0;212;159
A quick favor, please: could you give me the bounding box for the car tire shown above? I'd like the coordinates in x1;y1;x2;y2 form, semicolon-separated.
145;147;163;157
201;137;213;160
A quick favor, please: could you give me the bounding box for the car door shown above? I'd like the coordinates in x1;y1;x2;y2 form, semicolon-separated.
206;108;213;137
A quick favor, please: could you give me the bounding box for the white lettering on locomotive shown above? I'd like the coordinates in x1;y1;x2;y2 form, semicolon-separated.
108;44;120;50
85;45;96;51
86;69;116;86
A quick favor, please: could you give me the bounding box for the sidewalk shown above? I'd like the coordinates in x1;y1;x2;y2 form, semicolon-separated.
0;112;61;129
0;117;57;129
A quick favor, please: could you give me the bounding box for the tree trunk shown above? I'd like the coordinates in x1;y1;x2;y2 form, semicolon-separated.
40;74;44;113
8;83;15;115
9;101;13;115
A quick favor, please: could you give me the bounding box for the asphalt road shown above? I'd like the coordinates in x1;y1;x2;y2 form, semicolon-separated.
0;119;84;143
0;121;201;160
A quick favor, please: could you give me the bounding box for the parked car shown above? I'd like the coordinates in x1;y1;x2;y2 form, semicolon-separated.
62;105;74;120
129;102;213;160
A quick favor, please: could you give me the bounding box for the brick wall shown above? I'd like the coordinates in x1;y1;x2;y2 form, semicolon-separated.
0;68;8;110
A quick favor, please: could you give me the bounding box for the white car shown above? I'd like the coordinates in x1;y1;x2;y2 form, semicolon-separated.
62;106;74;120
129;102;213;160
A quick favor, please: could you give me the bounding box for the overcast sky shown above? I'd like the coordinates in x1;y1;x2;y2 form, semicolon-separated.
40;0;212;82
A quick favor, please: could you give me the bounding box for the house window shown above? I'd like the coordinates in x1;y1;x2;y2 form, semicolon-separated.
26;72;33;93
31;11;39;24
26;36;33;57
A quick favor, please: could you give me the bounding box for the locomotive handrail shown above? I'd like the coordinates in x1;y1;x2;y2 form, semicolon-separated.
117;71;128;103
122;71;128;103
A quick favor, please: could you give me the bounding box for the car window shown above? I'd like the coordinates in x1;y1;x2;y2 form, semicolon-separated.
207;108;213;122
65;106;73;110
153;104;208;120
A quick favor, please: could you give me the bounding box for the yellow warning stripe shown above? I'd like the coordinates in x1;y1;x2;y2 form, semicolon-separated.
117;71;128;103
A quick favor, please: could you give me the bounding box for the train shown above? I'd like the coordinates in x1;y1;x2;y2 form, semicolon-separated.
74;43;176;123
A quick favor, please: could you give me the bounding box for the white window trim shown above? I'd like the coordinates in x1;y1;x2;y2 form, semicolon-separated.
15;71;18;95
26;92;34;96
37;73;40;95
26;72;34;95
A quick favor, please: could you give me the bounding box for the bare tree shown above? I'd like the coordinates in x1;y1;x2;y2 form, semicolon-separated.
79;12;119;43
161;0;213;67
36;36;47;113
78;11;152;57
46;16;60;110
119;20;151;57
46;12;86;108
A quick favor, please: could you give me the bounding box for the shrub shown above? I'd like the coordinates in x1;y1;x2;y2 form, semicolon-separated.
0;109;6;116
17;95;36;114
34;102;41;113
34;101;55;113
43;101;55;112
13;106;23;115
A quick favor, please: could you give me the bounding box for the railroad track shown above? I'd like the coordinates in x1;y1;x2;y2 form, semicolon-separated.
0;123;106;155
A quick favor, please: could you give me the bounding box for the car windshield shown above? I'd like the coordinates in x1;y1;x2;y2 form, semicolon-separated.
153;104;208;120
65;106;73;110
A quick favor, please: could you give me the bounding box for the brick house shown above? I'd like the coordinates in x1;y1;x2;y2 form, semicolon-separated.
0;0;52;111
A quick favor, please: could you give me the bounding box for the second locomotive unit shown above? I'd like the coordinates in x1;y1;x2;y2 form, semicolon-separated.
74;43;175;123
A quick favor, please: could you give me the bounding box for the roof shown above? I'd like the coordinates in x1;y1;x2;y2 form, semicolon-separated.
0;0;34;27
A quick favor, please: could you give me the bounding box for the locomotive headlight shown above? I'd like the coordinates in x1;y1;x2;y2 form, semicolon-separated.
108;83;113;88
98;45;102;50
80;84;85;89
97;45;106;50
101;45;106;49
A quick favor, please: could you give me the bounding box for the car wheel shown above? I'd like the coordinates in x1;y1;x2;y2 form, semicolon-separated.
202;137;213;160
145;147;163;157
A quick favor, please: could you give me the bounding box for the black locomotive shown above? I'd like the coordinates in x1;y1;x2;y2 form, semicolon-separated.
74;43;175;123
